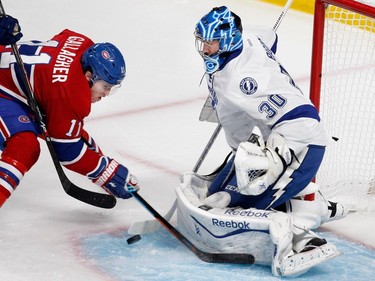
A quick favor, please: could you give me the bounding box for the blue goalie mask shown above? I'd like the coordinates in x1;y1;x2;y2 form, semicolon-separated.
194;6;243;74
81;42;126;86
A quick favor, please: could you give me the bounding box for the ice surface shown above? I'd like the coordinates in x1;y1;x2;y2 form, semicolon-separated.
81;229;375;281
1;0;374;280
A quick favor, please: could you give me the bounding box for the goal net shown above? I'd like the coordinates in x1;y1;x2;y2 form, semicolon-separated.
310;0;375;211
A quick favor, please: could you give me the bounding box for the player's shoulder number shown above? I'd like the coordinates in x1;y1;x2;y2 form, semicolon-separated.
0;40;59;68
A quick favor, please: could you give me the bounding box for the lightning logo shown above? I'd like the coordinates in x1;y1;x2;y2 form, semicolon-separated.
266;147;313;208
267;172;293;208
268;186;286;208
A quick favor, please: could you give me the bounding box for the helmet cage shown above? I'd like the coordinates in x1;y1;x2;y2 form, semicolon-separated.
194;32;223;59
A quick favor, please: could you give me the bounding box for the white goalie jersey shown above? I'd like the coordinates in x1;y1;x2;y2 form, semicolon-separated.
205;28;329;154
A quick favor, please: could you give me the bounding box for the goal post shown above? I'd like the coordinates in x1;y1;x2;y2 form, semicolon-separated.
310;0;375;210
311;0;375;107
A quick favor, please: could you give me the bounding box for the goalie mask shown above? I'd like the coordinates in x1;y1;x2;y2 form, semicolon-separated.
194;6;243;74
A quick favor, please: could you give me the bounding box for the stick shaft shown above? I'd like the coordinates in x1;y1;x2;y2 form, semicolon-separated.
273;0;294;31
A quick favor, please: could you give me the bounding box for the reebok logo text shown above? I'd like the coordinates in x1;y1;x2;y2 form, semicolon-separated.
224;209;269;218
212;219;250;229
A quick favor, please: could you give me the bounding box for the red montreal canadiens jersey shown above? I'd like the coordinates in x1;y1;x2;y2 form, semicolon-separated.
0;29;105;176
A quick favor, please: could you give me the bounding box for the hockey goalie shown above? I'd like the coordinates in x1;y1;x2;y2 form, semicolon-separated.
175;6;352;276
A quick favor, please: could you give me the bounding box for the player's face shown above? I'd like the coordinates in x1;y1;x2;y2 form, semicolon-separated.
202;40;220;56
85;71;121;103
195;35;220;58
90;80;111;103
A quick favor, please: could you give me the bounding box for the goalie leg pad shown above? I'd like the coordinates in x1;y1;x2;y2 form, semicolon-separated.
180;172;212;200
286;199;327;229
270;212;340;277
277;242;340;277
176;180;276;264
202;191;231;208
286;197;350;229
269;212;294;276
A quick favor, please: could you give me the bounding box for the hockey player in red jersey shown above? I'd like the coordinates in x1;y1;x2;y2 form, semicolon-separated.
0;15;139;207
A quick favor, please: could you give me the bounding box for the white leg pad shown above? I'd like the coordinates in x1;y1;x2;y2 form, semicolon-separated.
287;197;351;229
287;199;327;229
180;171;211;200
269;213;294;276
202;191;231;208
277;242;340;277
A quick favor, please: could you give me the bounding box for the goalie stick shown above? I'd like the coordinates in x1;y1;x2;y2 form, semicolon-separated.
131;191;255;264
128;123;222;235
0;1;116;209
273;0;294;31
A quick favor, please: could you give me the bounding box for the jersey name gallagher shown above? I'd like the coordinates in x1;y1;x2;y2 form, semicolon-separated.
52;36;85;83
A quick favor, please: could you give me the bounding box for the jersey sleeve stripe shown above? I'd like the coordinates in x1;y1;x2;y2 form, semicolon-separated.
272;104;321;129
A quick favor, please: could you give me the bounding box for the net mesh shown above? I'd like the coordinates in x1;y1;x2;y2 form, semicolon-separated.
316;0;375;210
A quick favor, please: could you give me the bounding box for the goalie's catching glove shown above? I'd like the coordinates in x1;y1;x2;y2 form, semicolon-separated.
234;132;291;196
92;159;139;199
0;15;23;45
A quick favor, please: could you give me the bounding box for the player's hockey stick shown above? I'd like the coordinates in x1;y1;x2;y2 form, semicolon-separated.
130;191;255;264
128;123;222;235
0;1;116;209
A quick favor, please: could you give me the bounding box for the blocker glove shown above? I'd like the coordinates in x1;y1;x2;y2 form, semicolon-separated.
0;15;23;45
93;159;139;199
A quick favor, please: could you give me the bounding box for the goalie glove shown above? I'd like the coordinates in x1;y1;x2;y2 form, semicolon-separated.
0;15;23;45
92;159;139;199
234;133;291;196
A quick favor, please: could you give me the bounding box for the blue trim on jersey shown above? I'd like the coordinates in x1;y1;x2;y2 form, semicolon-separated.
0;98;40;146
272;104;320;129
270;34;278;54
12;44;41;95
52;139;86;163
0;88;24;103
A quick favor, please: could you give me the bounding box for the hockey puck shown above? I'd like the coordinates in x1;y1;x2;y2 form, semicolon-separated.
127;235;141;245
